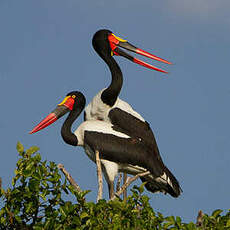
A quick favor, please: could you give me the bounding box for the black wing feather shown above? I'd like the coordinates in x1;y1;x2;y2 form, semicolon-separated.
109;108;163;163
84;131;181;197
85;131;166;178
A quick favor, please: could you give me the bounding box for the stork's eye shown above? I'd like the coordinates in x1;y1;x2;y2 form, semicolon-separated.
72;95;76;99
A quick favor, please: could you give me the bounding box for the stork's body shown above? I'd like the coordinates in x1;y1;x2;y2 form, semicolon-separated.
84;30;182;197
31;91;182;198
85;29;172;149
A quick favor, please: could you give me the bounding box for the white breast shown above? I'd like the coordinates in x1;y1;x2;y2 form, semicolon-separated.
84;89;110;122
84;89;145;122
74;120;130;146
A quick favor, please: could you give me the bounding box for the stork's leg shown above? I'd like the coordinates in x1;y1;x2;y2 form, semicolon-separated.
100;161;118;200
116;173;122;193
95;150;103;202
108;180;114;199
123;173;127;200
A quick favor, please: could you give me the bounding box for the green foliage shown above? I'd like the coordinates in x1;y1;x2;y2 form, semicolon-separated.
0;142;229;229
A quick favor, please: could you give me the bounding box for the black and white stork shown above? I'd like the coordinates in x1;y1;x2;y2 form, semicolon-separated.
84;29;181;197
30;91;182;198
85;29;172;149
85;29;170;125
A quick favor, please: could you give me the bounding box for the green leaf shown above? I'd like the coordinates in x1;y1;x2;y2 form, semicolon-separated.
139;182;145;194
0;208;5;216
157;212;164;220
12;177;16;187
34;153;41;162
16;142;24;154
25;202;33;214
165;216;175;224
186;222;197;230
1;216;6;225
14;215;22;223
26;146;39;156
176;216;181;223
39;193;47;201
59;206;67;218
23;162;35;176
44;219;51;229
226;218;230;227
163;222;173;228
33;226;43;230
80;212;89;219
212;209;223;218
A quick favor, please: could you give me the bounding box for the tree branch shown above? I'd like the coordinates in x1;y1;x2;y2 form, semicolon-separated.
112;171;150;200
58;164;82;192
196;210;204;228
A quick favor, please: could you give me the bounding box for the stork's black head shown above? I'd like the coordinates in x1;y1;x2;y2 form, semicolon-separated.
65;91;86;111
92;29;172;73
30;91;86;134
92;29;113;59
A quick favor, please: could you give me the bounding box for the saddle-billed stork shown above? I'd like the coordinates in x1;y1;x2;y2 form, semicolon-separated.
30;91;182;198
85;29;169;123
85;29;171;148
85;30;181;195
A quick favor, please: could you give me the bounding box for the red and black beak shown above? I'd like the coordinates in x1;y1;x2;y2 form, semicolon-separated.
108;33;171;73
30;96;75;134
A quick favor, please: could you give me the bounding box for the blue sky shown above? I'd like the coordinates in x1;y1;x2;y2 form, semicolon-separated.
1;0;230;222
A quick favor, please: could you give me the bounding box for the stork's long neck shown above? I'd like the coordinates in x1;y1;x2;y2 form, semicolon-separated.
101;55;123;107
61;103;85;146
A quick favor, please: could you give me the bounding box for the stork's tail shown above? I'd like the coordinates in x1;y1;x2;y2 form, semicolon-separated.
140;168;182;198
